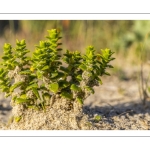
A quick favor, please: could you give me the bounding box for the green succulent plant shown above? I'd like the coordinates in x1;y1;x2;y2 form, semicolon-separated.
0;29;115;111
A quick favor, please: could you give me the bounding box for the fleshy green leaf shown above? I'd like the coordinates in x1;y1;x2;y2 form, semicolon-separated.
84;86;94;94
32;88;45;110
39;41;46;48
94;115;102;122
60;91;73;99
104;72;110;76
0;70;7;78
42;93;51;101
49;82;59;93
32;87;40;99
58;81;70;89
16;98;30;104
107;65;114;68
4;43;12;50
0;85;9;92
0;68;4;74
14;116;22;122
54;72;66;80
19;70;31;75
10;81;23;92
20;94;27;99
70;84;81;92
51;72;58;78
63;56;69;63
79;64;87;71
20;39;26;45
26;83;38;91
76;75;83;81
95;77;103;85
27;105;39;110
76;97;83;104
37;71;43;78
42;65;49;71
2;56;9;60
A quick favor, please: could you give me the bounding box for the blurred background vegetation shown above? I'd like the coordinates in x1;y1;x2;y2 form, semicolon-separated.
1;20;150;68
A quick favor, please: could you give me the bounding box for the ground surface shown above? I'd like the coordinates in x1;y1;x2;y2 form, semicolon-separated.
1;65;150;130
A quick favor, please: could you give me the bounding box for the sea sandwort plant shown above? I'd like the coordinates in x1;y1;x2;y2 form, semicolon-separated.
0;29;115;129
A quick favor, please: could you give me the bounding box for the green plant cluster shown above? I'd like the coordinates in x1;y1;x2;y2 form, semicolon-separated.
0;29;114;110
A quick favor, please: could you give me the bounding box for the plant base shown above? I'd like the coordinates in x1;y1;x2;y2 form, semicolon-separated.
5;98;97;130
